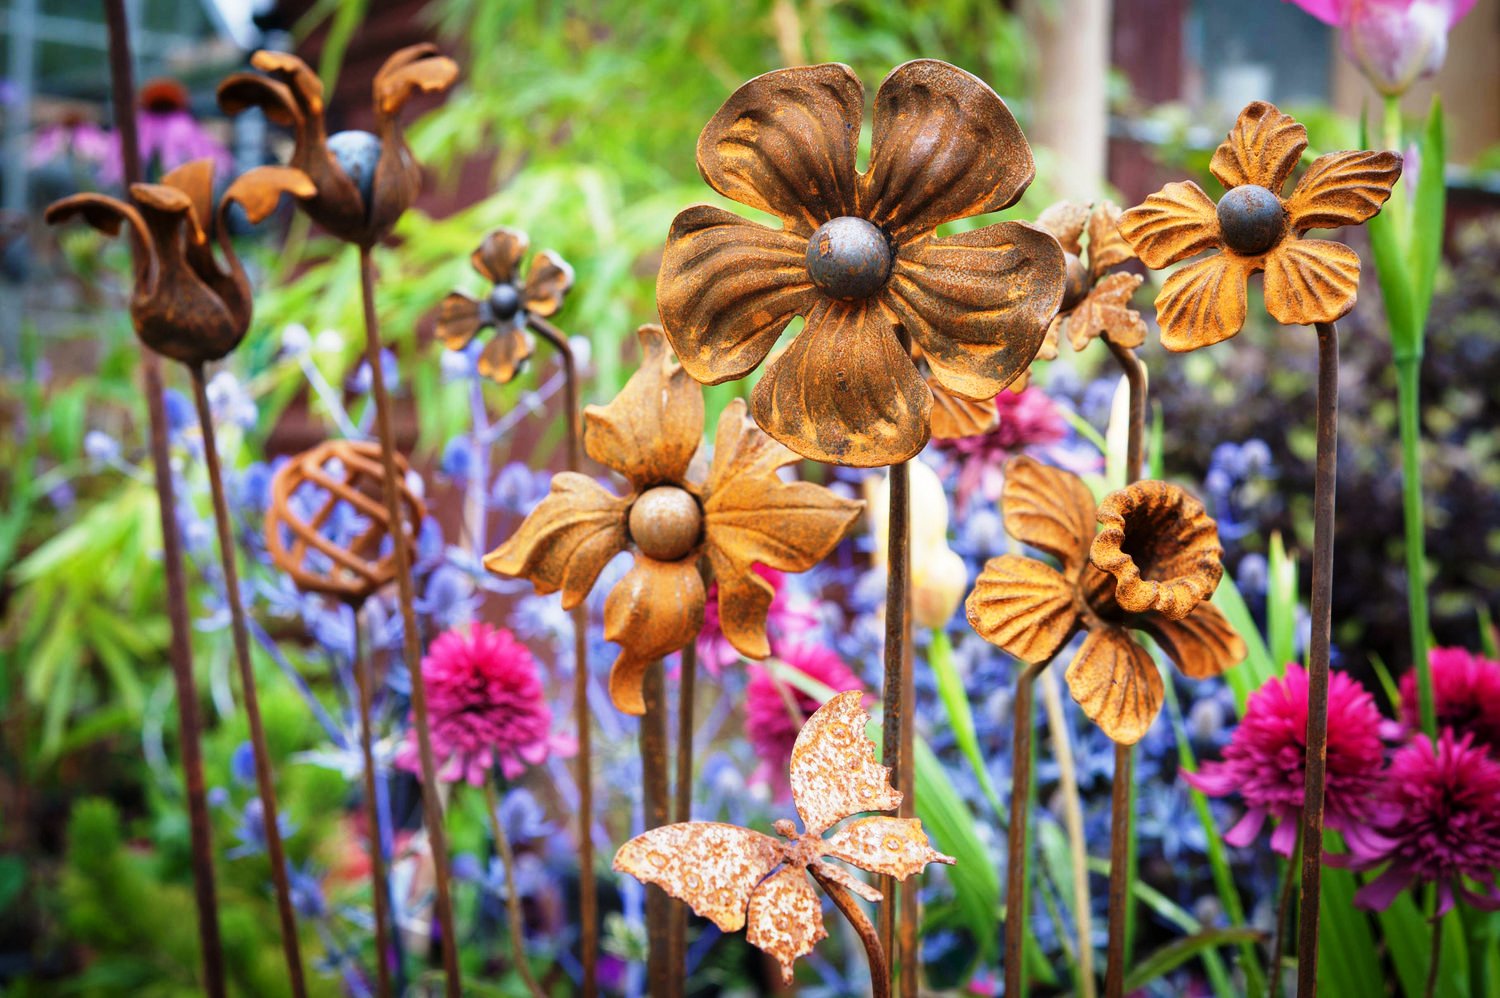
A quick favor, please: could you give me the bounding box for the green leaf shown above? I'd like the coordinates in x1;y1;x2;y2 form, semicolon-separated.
928;630;1004;820
914;737;1001;966
1317;858;1384;996
1124;928;1264;993
1410;98;1446;326
1267;532;1298;668
1213;575;1278;712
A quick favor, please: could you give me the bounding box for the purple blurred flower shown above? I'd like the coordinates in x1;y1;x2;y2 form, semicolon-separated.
28;116;114;171
99;79;232;184
930;386;1067;511
1286;0;1478;95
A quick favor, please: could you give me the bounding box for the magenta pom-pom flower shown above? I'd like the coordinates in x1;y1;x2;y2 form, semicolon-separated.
932;385;1067;511
1400;647;1500;754
1182;663;1390;856
744;642;864;799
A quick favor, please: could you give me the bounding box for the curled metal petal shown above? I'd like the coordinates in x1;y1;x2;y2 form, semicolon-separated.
789;689;903;836
603;557;707;715
1090;480;1224;621
1155;253;1253;352
1140;601;1247;681
965;554;1078;665
1065;626;1164;746
1001;454;1096;575
583;325;704;490
1262;238;1361;326
1285;150;1402;232
1209;100;1307;193
471;226;529;285
1116;181;1221;270
482;472;629;610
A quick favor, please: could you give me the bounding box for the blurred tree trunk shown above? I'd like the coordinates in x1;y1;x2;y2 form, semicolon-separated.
1023;0;1113;200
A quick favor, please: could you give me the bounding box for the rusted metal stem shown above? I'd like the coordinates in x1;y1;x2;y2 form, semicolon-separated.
810;865;890;998
1424;903;1442;998
350;605;392;998
102;2;224;992
1004;660;1047;998
1104;339;1146;998
878;455;910;992
641;660;672;996
358;246;461;996
1297;321;1339;998
898;559;917;998
1269;829;1302;998
528;315;598;998
189;365;306;997
484;778;547;998
670;638;697;996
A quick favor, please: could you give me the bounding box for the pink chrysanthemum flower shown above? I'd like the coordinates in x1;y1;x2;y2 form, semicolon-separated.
1345;729;1500;914
398;623;570;785
99;78;232;185
1400;647;1500;754
1182;664;1390;856
696;566;818;675
744;642;863;799
932;386;1066;511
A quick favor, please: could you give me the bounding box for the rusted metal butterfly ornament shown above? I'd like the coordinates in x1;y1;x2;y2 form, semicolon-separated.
613;690;953;988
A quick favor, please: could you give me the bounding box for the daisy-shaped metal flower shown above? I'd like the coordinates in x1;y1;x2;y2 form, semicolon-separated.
484;325;862;714
614;690;954;983
217;45;458;247
1117;101;1401;351
656;59;1065;467
1035;200;1145;356
965;456;1246;744
436;227;574;383
46;159;313;365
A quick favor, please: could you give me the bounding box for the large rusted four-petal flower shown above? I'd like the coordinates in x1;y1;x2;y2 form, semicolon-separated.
218;45;458;246
436;227;575;383
657;60;1065;467
46;159;313;365
1035;199;1145;356
965;456;1245;744
485;325;863;714
1118;101;1401;351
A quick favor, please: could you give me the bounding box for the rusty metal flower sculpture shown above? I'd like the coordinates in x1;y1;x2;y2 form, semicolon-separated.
966;456;1245;744
45;159;313;365
436;227;574;383
1036;200;1145;355
485;325;862;714
217;45;458;246
656;59;1064;467
1117;101;1401;350
614;690;953;985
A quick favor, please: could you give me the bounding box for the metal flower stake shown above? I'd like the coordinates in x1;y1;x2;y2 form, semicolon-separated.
217;47;468;996
613;690;954;998
1118;100;1401;994
655;59;1062;991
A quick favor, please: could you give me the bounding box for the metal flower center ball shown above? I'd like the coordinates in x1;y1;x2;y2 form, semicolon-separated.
327;130;381;212
1216;184;1285;256
628;485;703;561
805;216;894;300
1060;251;1090;312
487;283;522;322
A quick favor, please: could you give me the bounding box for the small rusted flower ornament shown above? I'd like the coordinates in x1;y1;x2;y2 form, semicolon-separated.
657;60;1064;467
45;159;313;365
614;690;954;983
1035;200;1145;356
265;439;425;604
436;227;574;383
485;325;862;714
1117;101;1401;350
966;456;1245;743
217;45;458;246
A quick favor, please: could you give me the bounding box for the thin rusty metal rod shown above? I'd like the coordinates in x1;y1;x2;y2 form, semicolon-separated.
484;778;547;998
1297;321;1340;998
528;315;598;998
1104;338;1146;998
1004;660;1047;998
670;637;697;996
898;562;917;998
810;865;889;998
350;604;393;998
1423;900;1442;998
641;659;672;996
1269;829;1302;998
878;456;910;991
102;4;224;993
357;246;461;996
189;364;306;997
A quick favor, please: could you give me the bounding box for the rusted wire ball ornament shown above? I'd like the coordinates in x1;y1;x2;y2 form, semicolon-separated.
435;227;574;383
656;59;1065;467
485;325;863;714
1034;200;1145;357
217;45;458;246
1117;101;1402;350
265;440;426;604
965;456;1245;744
614;691;954;983
45;159;313;365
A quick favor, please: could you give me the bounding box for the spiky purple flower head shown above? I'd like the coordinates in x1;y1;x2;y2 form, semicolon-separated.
1400;647;1500;754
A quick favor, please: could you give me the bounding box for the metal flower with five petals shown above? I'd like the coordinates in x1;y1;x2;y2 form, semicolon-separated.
485;325;863;714
656;59;1065;467
1035;199;1145;356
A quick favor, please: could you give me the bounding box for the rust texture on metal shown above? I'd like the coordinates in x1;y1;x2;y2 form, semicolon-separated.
1117;101;1401;352
45;160;313;365
437;227;575;384
217;46;458;247
485;324;863;715
964;456;1246;744
655;59;1065;467
264;439;425;603
1035;200;1145;354
613;691;954;985
1091;481;1224;620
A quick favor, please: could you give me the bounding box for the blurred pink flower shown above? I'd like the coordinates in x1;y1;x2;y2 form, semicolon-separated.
932;386;1067;511
1345;729;1500;914
399;623;572;785
744;642;863;799
1285;0;1477;95
1182;664;1392;856
98;78;232;185
28;117;114;170
1400;647;1500;753
696;566;817;675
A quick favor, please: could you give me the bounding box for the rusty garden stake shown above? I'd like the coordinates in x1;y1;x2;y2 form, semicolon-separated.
349;604;394;998
879;453;910;990
670;636;698;995
484;778;547;998
641;659;673;995
1004;660;1046;997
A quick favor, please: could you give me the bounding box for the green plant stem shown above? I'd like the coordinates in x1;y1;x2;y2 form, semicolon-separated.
484;778;546;998
1425;903;1443;998
1396;356;1435;737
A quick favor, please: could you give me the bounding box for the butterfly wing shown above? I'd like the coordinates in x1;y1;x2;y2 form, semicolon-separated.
745;865;827;985
821;815;956;881
612;822;782;932
789;689;902;836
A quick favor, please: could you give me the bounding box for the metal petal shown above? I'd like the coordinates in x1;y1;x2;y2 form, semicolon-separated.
749;296;930;467
927;376;997;439
1155;252;1253;352
1140;601;1247;680
222;165;316;226
1285;150;1402;233
44;193;155;293
1209;100;1307;194
1065;626;1163;745
1035;200;1090;254
477;328;533;384
656;203;818;386
746;866;826;986
1085;200;1135;277
1065;272;1146;351
367;45;457;243
1001;454;1096;575
862;60;1034;238
161;159;217;236
483;471;629;609
811;860;883;903
820;815;955;880
436;291;485;350
1090;480;1223;621
965;554;1078;665
1262;238;1360;326
583;324;705;491
1116;181;1221;270
611;822;783;933
522;249;574;317
471;226;529;284
789;690;901;836
604;557;706;715
372;43;460;122
695;63;862;233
